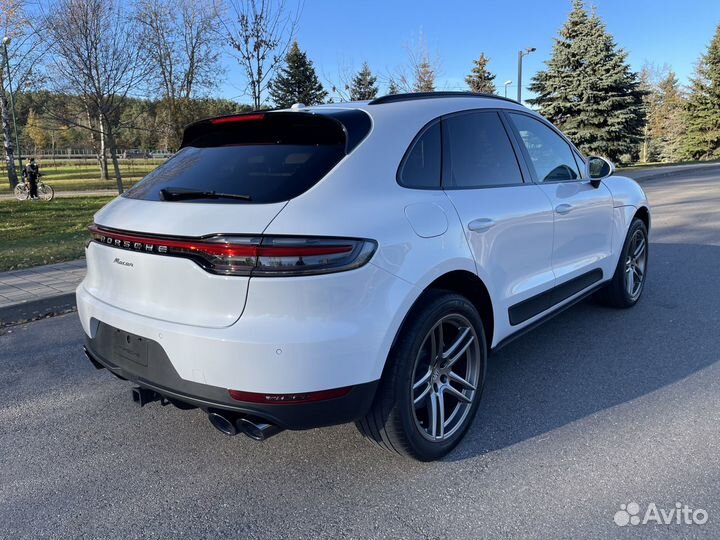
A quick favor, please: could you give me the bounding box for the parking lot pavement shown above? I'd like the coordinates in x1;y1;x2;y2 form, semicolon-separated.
1;164;719;539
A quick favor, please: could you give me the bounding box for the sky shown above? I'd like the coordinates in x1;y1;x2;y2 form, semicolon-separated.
217;0;720;104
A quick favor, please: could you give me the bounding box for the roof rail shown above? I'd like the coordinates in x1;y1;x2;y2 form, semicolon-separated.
368;91;520;106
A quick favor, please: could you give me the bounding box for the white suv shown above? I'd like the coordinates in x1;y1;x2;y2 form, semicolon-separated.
77;92;650;461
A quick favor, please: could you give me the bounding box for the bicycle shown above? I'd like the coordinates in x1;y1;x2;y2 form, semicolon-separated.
14;178;55;201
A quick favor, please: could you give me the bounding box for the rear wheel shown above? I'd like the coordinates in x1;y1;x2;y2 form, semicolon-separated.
595;218;648;308
356;291;487;461
14;183;29;201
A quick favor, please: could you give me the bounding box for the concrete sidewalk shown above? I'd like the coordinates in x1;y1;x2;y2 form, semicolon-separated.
0;259;85;326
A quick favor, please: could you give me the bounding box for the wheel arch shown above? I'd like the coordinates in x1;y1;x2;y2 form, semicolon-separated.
634;205;651;231
385;270;494;366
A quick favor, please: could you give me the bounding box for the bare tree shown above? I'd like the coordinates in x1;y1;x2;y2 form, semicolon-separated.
42;0;150;193
137;0;222;147
224;0;301;109
0;0;44;188
391;32;440;93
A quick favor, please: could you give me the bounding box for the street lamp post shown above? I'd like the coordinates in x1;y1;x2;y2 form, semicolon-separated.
2;36;22;174
504;80;512;98
516;47;536;103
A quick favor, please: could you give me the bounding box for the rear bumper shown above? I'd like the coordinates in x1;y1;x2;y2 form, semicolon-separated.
83;322;378;430
76;260;416;393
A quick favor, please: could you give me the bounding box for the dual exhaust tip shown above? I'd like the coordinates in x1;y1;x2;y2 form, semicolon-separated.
208;411;283;441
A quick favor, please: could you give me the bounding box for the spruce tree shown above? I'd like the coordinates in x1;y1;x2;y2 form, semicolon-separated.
654;71;686;161
465;53;496;94
680;24;720;160
349;62;379;101
387;79;400;95
414;58;435;92
528;0;645;162
268;41;327;108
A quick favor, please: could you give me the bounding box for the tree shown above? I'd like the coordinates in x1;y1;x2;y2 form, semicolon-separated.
414;58;435;92
136;0;222;148
349;62;378;101
654;71;686;161
225;0;300;109
392;33;439;93
43;0;151;193
25;109;48;153
268;41;327;107
465;53;496;94
680;24;720;160
528;0;645;163
0;0;41;188
387;79;400;95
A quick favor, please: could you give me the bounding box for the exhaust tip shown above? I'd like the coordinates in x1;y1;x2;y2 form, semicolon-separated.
208;412;239;436
236;417;283;441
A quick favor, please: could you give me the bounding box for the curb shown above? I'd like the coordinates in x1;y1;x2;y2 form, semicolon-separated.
0;292;77;328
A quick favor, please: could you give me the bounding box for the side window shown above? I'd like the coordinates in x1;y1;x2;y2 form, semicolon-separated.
508;113;581;182
398;122;441;188
442;111;523;188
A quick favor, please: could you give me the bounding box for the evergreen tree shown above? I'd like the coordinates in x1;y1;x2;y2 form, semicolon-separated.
465;53;496;94
414;58;435;92
387;79;400;95
268;41;327;108
680;24;720;160
349;62;379;101
654;71;686;161
528;0;645;162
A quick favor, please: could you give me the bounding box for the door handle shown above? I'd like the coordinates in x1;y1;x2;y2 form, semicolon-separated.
468;218;496;232
555;203;573;215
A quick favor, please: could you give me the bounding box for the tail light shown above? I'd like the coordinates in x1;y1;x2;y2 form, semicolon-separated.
88;225;376;276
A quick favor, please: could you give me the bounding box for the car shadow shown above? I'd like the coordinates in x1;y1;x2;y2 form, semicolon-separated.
447;242;720;461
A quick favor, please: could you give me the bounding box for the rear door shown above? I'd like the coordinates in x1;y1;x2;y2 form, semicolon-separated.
505;112;614;286
440;110;556;339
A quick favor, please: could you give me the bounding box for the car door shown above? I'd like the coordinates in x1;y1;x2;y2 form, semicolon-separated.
505;112;615;287
440;110;556;343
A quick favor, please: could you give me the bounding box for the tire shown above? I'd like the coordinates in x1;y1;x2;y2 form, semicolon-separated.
14;183;29;201
595;218;648;308
356;290;487;461
38;183;55;201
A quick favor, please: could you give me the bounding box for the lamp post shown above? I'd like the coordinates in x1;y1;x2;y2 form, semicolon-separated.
503;80;512;98
2;36;21;173
516;47;536;103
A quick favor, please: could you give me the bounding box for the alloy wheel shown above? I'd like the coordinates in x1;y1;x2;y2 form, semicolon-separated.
625;228;647;300
410;314;481;441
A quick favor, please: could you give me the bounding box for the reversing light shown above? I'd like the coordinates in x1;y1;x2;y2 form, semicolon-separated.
228;387;352;404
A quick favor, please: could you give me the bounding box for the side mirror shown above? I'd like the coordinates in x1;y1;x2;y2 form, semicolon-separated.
587;156;614;187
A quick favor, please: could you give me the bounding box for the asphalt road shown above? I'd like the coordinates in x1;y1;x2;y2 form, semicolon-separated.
1;164;719;540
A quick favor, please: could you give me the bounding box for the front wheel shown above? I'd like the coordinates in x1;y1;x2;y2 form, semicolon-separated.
595;218;648;308
38;183;55;201
14;182;29;201
356;291;487;461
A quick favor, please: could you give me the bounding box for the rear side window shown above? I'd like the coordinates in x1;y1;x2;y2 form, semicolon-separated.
508;113;580;182
125;112;369;204
398;122;441;188
442;111;523;188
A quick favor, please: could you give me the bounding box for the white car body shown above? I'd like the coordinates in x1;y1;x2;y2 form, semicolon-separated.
77;93;649;442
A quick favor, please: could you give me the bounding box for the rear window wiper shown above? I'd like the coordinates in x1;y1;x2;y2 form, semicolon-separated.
160;187;252;201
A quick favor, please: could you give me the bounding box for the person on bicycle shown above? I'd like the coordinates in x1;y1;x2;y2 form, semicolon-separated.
23;158;41;199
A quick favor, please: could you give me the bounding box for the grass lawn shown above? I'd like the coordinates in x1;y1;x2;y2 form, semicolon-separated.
0;196;114;271
0;159;163;193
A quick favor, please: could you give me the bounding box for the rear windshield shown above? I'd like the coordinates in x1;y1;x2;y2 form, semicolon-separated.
124;111;369;204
